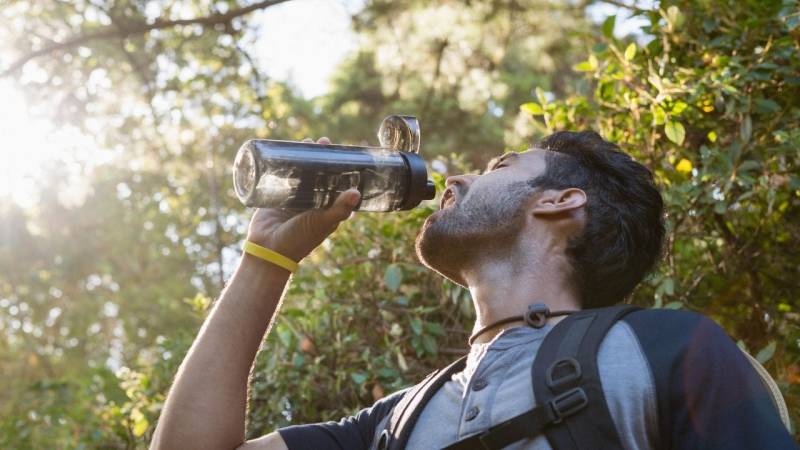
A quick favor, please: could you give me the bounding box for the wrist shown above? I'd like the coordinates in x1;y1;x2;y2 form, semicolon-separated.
245;234;307;263
241;241;300;274
236;252;292;286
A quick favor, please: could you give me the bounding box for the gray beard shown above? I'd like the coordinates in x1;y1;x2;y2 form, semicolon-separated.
415;181;533;286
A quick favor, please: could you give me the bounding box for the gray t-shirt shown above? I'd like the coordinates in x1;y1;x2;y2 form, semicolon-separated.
369;323;657;450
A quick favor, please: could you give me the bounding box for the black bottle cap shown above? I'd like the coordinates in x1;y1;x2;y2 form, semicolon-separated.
424;180;436;200
399;152;436;210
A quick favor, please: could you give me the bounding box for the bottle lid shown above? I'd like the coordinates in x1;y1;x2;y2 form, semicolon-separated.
378;115;420;153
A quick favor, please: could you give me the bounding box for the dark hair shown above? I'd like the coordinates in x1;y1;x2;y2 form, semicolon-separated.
531;131;665;308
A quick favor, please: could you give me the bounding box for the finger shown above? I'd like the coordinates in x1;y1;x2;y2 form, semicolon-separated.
320;188;361;223
317;137;331;145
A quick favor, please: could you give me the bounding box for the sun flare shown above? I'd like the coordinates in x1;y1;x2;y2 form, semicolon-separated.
0;80;102;209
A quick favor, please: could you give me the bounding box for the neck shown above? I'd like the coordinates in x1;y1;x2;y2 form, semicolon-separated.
463;242;580;345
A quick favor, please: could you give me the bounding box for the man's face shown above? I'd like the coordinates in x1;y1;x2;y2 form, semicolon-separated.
415;150;549;285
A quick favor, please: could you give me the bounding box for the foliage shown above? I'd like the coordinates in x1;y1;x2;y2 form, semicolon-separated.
0;0;798;448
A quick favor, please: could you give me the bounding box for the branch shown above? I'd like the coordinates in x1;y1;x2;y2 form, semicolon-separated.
2;0;292;77
598;0;648;15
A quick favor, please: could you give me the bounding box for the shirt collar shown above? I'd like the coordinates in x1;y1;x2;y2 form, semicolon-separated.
481;324;553;351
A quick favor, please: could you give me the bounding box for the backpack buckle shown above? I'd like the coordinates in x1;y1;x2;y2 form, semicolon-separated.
547;387;588;424
546;357;582;389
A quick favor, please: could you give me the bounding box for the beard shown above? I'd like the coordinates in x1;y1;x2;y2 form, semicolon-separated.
415;180;534;286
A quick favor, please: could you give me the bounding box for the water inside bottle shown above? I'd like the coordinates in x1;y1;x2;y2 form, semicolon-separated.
250;147;408;212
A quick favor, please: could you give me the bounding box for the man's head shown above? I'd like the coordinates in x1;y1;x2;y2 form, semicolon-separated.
415;130;664;308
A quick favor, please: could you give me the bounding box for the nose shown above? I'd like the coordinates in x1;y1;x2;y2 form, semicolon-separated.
445;174;476;189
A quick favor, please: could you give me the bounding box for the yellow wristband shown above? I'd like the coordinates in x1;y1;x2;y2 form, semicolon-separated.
242;240;299;273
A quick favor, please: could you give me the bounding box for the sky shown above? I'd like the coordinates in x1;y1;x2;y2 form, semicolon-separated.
249;0;366;99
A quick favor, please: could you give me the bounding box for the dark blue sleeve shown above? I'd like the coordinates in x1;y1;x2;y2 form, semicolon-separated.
277;389;407;450
624;309;797;450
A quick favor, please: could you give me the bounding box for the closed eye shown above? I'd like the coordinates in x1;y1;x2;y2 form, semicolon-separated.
485;153;518;173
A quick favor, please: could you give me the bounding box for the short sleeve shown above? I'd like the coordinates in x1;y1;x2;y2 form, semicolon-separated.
624;310;798;450
277;389;407;450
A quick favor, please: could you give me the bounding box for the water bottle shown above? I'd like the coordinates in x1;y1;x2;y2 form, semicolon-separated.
232;115;436;212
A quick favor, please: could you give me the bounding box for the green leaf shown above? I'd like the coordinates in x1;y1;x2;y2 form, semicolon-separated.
671;101;688;115
665;120;685;145
739;115;752;143
738;160;761;173
574;54;599;72
666;5;685;29
624;43;637;61
664;301;683;310
754;98;780;113
425;322;445;336
384;264;403;292
409;317;423;335
602;15;616;38
396;350;408;372
755;341;776;364
663;278;675;296
520;102;544;115
131;409;149;437
535;87;548;105
653;105;666;125
350;372;368;385
377;367;399;379
422;335;438;355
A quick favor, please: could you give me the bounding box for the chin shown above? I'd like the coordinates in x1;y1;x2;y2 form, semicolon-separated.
415;210;470;287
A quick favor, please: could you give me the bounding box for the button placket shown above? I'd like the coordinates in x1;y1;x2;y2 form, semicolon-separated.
458;349;502;438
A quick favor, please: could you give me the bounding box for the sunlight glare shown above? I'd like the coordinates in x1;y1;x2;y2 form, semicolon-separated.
0;80;105;209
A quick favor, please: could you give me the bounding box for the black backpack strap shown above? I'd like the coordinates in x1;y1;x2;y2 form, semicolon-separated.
532;305;641;450
441;305;640;450
378;355;468;450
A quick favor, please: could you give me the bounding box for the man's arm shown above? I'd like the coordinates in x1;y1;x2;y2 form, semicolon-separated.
151;143;361;450
150;254;292;450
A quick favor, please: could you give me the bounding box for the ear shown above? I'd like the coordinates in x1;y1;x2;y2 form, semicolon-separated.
530;188;587;217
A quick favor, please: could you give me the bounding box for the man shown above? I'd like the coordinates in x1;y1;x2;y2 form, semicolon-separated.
151;132;796;450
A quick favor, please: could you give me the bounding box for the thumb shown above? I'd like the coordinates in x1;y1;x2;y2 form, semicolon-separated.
321;189;361;223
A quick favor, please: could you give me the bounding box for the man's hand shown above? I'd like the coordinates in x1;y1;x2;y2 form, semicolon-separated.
246;137;361;262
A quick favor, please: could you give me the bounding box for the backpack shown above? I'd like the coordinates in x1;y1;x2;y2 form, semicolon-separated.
375;305;791;450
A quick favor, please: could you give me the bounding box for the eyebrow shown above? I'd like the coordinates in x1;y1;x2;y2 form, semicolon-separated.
485;152;519;172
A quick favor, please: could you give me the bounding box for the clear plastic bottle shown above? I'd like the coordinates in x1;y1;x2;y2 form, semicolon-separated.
233;116;435;212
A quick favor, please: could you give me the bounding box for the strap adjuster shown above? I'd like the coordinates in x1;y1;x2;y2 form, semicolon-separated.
547;388;588;424
546;357;582;389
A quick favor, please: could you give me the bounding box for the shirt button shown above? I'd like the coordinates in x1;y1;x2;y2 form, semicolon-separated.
465;406;480;421
472;378;489;391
